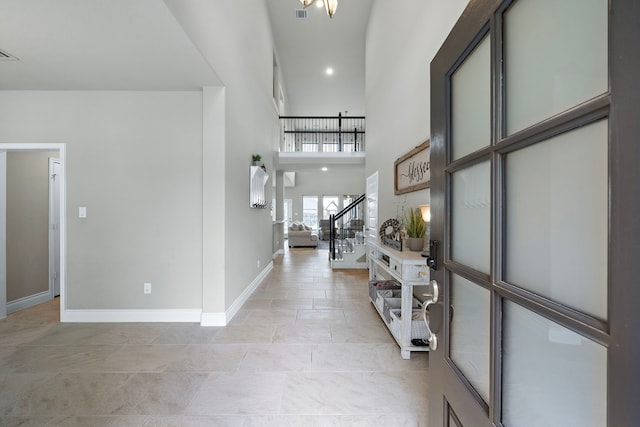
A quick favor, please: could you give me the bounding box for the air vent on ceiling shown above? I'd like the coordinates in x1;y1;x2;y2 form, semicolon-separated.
295;9;308;19
0;49;18;61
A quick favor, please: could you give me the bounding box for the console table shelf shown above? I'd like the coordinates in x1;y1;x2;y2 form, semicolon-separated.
367;238;430;359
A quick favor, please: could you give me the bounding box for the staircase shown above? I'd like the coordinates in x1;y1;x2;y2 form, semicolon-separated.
330;233;368;270
329;194;367;270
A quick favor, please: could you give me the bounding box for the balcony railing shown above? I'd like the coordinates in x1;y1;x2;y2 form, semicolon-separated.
280;115;365;153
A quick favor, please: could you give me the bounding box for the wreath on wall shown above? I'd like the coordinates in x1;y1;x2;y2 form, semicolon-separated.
379;218;401;241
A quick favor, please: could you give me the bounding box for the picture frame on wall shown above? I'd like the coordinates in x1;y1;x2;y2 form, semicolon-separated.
394;139;430;195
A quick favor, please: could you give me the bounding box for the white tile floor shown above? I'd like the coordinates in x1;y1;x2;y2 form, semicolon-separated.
0;246;429;426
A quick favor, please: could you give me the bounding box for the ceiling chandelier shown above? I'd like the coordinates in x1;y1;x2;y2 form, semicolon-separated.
299;0;338;18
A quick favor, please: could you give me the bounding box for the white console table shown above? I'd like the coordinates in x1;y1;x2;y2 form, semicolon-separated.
367;238;430;359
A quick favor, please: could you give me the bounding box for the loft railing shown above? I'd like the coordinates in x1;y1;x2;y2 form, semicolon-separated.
280;114;365;153
329;193;366;261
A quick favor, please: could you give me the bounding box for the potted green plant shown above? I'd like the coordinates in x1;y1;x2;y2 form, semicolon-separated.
251;154;262;166
404;207;427;251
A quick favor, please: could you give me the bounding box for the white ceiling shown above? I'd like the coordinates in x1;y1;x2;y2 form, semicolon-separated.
265;0;372;116
0;0;371;117
0;0;221;90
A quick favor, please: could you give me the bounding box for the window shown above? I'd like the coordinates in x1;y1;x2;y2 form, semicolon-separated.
323;195;339;219
302;196;318;228
284;199;292;227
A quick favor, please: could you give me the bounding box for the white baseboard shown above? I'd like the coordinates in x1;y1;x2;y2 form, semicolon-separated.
61;308;202;323
272;249;284;258
7;291;52;314
201;261;273;326
59;263;273;325
199;311;227;327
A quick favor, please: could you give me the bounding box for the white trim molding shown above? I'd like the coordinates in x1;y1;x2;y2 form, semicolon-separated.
61;308;202;323
200;261;273;326
199;311;227;327
7;291;53;314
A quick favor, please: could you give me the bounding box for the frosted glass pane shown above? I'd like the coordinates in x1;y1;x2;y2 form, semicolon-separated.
505;0;607;134
505;120;607;320
450;274;490;403
452;161;490;274
452;36;491;160
449;411;462;427
502;302;606;427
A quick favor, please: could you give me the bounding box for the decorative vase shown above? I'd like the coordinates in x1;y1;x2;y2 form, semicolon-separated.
407;237;424;252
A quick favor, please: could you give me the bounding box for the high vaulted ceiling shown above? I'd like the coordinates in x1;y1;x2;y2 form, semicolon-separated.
0;0;371;116
265;0;372;116
0;0;220;90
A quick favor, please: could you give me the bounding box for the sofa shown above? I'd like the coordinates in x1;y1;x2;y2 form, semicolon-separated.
318;219;331;240
288;222;318;248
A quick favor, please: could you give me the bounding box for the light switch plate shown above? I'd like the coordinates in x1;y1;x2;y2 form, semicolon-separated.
79;207;87;218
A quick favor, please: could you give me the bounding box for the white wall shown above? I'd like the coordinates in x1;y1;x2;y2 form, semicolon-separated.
0;2;291;321
0;1;470;319
365;0;469;223
163;1;282;310
0;91;204;311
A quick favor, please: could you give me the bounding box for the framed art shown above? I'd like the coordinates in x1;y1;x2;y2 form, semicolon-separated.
394;139;431;195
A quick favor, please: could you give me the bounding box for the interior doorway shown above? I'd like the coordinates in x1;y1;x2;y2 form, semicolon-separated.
0;143;66;320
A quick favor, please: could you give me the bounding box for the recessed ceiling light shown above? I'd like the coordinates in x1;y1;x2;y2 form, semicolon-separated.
325;67;334;76
322;167;328;172
315;0;324;8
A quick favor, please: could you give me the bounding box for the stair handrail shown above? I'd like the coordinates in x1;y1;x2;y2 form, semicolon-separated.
329;193;366;261
334;193;366;221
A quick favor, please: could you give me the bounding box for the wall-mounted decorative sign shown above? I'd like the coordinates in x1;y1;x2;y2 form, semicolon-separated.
394;139;430;195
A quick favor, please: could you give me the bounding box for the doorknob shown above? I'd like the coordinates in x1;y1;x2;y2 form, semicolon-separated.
423;279;439;303
421;280;439;351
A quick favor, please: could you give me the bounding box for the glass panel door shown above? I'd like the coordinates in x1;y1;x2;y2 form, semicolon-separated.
302;196;318;229
283;199;292;237
450;274;491;403
504;0;608;134
505;120;608;319
451;161;490;274
426;0;630;425
429;24;495;425
502;301;607;427
451;36;491;160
